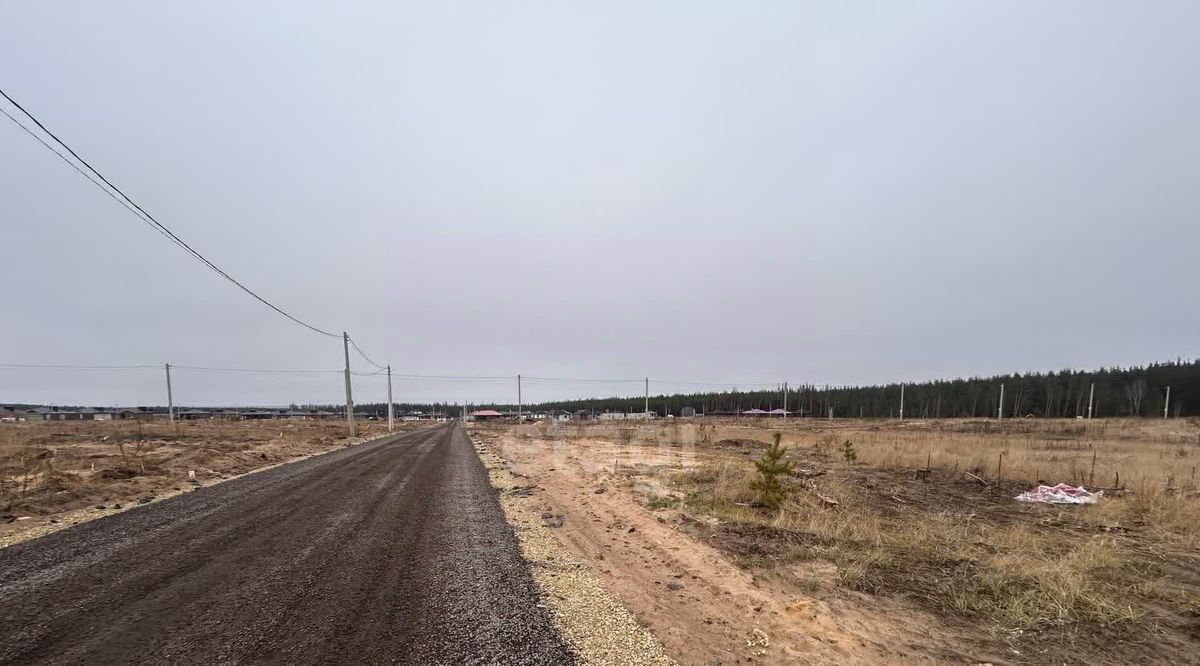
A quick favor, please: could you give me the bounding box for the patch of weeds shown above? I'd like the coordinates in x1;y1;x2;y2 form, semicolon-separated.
646;495;678;510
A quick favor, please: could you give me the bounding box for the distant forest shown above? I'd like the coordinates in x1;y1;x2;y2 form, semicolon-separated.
352;359;1198;419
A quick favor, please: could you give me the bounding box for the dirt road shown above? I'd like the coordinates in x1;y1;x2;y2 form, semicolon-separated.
0;423;575;665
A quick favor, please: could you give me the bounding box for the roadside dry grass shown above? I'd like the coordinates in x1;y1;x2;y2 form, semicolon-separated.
539;418;1200;664
0;419;406;544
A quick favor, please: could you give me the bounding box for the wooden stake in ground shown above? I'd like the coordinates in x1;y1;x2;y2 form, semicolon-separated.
997;451;1004;481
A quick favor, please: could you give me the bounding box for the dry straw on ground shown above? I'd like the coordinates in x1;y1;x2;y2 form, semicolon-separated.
540;417;1200;665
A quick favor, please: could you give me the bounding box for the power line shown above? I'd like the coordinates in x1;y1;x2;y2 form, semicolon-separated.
347;336;386;370
523;376;642;383
391;374;513;381
653;379;781;389
171;365;343;374
0;88;339;339
0;363;158;370
0;107;178;247
0;360;786;388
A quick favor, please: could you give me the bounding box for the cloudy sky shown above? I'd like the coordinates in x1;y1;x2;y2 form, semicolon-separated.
2;2;1198;407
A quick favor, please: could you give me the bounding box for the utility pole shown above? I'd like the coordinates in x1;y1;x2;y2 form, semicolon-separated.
1164;386;1171;418
1087;382;1094;419
782;382;788;422
386;365;394;432
165;362;175;424
644;377;649;418
899;384;905;421
517;374;522;422
998;383;1004;421
343;332;355;437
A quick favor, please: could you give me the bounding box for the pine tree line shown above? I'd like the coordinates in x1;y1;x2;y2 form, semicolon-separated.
351;359;1196;418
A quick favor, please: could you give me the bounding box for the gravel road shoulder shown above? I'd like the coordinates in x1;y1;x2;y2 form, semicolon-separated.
472;431;675;666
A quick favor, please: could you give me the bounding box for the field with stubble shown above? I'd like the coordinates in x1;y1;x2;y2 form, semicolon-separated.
0;418;410;545
478;417;1200;665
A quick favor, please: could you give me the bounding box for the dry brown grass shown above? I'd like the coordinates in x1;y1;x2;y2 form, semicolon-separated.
547;417;1200;664
0;419;399;525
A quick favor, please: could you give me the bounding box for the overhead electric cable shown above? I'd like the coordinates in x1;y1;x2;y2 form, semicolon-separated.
0;88;339;339
171;365;343;374
523;376;643;383
347;336;386;370
0;107;180;248
0;362;158;370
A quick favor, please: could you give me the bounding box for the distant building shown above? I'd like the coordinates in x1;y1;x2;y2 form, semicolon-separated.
596;411;655;421
469;410;504;421
240;410;276;420
177;409;213;420
680;406;696;418
114;407;161;421
21;408;51;422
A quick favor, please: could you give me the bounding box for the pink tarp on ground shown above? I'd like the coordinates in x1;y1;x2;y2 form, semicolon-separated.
1015;483;1103;505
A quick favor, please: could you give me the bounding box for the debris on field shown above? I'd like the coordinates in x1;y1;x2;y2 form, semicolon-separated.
746;627;770;650
815;492;840;508
1015;483;1102;505
965;471;989;486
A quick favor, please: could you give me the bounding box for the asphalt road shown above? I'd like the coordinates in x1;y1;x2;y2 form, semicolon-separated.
0;423;576;665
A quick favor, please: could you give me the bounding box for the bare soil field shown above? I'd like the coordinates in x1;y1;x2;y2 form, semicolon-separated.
0;419;416;545
476;417;1200;665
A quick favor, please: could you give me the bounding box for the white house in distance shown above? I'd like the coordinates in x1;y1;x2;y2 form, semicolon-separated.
596;411;656;421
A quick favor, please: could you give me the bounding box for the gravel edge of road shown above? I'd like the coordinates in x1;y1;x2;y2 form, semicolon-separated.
0;429;402;550
471;432;676;666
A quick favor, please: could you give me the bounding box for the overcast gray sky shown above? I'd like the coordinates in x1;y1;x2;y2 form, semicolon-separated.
2;1;1198;407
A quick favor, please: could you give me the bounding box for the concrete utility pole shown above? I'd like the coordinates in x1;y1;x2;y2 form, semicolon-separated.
342;332;355;437
1087;382;1094;419
517;375;522;421
998;383;1005;421
1164;386;1171;419
386;365;394;432
783;382;788;422
899;384;905;421
165;363;175;424
644;377;650;417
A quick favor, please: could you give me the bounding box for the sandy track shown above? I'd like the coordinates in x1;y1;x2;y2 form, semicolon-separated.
486;430;988;665
0;423;575;665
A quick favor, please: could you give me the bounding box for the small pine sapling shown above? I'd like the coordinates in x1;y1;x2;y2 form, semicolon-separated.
841;439;857;463
750;433;795;509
